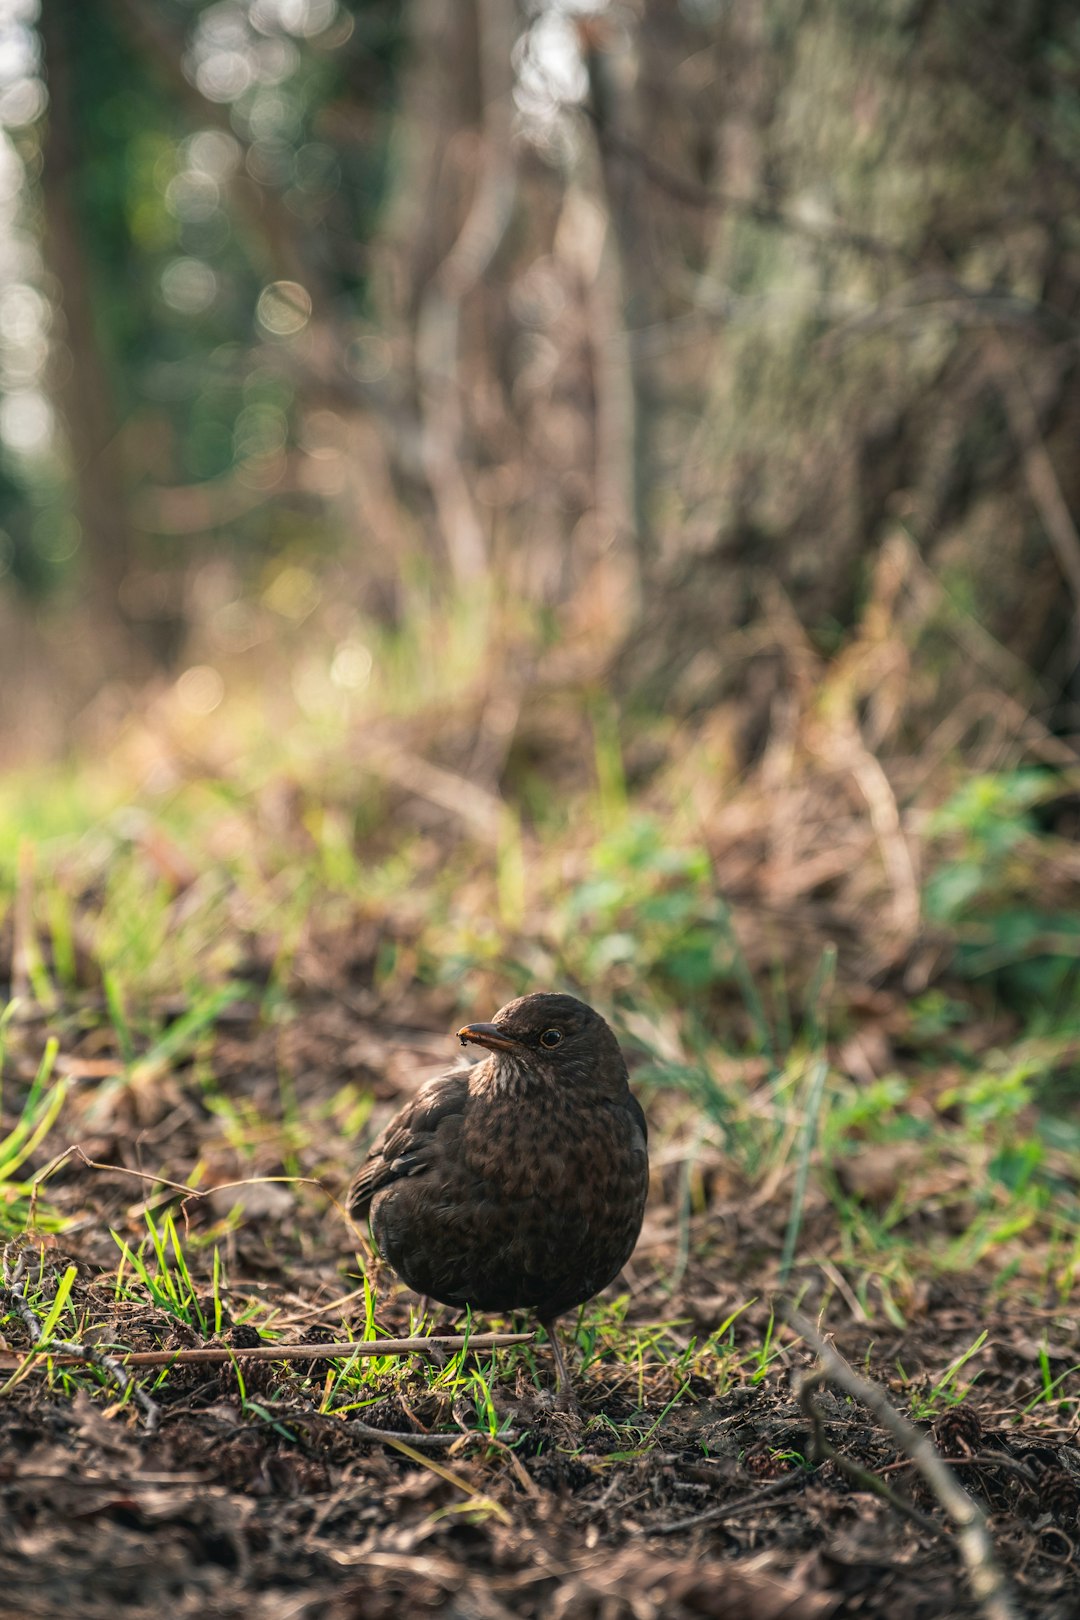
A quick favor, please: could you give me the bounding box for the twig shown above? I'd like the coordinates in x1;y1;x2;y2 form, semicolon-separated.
2;1243;160;1432
31;1146;364;1243
650;1467;806;1535
347;1421;519;1451
0;1330;534;1372
797;1368;941;1537
33;1143;203;1201
846;739;921;943
790;1310;1019;1620
988;333;1080;622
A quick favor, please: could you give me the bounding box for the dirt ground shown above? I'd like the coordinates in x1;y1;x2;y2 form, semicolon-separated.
2;986;1080;1620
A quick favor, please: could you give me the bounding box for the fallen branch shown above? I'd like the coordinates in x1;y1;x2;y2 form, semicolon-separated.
2;1243;160;1432
0;1329;534;1372
790;1311;1018;1620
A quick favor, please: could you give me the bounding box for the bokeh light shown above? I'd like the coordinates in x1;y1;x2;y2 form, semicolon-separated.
175;664;226;715
256;279;312;337
0;385;50;452
161;257;219;315
251;0;338;40
329;639;373;691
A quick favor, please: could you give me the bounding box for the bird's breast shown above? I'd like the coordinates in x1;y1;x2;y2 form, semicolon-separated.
460;1090;643;1202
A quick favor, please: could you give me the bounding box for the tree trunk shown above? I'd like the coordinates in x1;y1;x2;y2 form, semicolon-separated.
39;0;146;666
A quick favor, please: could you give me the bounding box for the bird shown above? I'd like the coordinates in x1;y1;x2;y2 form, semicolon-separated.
347;991;649;1392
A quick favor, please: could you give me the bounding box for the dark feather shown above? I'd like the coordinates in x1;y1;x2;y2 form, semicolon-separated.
347;1071;469;1218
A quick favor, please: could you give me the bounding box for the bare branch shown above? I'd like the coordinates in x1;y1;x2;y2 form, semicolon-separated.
0;1330;534;1372
790;1311;1019;1620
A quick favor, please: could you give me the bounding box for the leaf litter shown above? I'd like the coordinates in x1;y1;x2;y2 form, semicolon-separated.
1;644;1080;1617
0;965;1077;1620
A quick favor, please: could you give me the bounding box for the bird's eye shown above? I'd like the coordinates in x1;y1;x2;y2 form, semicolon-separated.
539;1028;563;1049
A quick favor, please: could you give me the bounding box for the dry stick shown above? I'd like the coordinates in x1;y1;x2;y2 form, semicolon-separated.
149;1402;519;1454
2;1243;160;1433
0;1330;534;1372
31;1145;366;1246
790;1311;1019;1620
324;1422;516;1451
651;1467;806;1536
798;1368;941;1538
33;1143;202;1204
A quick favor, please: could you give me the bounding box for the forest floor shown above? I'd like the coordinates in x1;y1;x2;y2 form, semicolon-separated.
2;666;1080;1619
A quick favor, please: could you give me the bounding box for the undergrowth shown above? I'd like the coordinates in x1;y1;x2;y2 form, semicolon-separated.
0;648;1079;1438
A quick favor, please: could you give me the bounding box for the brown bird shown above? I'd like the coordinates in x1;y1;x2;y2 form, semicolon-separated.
347;992;648;1391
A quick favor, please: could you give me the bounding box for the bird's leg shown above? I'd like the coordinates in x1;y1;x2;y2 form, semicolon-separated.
539;1316;578;1404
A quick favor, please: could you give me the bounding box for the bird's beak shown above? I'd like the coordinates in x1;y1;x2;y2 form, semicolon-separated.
457;1020;520;1052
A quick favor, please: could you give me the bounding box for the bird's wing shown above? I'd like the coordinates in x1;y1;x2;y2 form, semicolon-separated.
347;1070;470;1218
626;1091;648;1149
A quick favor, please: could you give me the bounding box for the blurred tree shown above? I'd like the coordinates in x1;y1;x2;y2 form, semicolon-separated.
373;0;1080;745
32;0;405;671
14;0;1080;749
609;0;1080;744
40;0;158;660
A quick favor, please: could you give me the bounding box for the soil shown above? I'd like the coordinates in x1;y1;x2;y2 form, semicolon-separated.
1;988;1079;1620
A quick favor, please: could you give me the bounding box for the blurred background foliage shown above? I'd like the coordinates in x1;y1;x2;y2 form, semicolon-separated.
0;0;1079;1032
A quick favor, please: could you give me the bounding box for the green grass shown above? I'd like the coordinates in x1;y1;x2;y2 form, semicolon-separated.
0;1026;66;1238
900;1330;989;1422
1;655;1080;1440
112;1211;233;1338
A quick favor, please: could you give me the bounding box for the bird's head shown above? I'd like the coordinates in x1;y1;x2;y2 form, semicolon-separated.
457;991;628;1099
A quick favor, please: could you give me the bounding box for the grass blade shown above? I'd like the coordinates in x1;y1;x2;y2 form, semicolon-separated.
39;1265;77;1341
